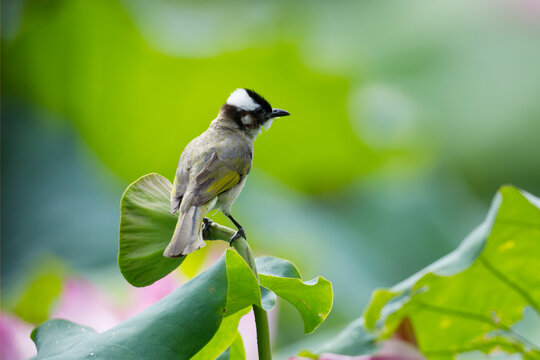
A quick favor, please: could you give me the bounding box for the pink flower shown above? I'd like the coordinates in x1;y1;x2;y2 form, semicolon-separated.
51;278;122;332
0;313;36;360
0;272;182;360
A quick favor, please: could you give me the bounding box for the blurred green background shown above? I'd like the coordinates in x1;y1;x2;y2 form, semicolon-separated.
2;0;540;357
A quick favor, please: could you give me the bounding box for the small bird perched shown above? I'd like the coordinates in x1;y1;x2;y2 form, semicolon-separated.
164;89;290;258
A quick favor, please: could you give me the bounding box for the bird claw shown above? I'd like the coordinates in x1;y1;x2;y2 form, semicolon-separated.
202;218;213;238
230;228;246;246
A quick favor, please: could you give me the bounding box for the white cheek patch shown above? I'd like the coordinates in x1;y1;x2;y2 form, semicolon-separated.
262;118;274;131
227;88;258;111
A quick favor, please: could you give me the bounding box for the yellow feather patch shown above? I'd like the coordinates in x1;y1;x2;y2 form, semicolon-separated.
206;172;240;196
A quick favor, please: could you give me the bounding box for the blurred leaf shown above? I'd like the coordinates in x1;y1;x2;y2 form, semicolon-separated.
118;173;183;287
363;186;540;357
363;289;397;330
256;256;333;334
260;286;277;311
1;105;123;289
300;318;378;358
179;245;208;279
32;250;259;359
2;0;373;193
192;309;248;360
296;350;319;359
217;333;246;360
229;333;246;360
14;269;63;324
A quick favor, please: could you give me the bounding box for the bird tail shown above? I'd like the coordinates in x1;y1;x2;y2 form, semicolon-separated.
163;204;207;258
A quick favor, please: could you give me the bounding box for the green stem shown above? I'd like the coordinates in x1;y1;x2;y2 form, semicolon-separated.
231;238;272;360
253;305;272;360
204;220;272;360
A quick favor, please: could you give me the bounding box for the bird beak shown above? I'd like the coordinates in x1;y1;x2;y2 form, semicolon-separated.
269;108;290;118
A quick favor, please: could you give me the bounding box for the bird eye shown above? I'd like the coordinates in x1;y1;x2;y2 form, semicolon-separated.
255;108;264;115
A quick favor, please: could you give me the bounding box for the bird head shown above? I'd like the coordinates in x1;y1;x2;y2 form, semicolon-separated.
217;88;290;137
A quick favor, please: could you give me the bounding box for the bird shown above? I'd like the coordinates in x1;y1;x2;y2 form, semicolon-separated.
163;88;290;258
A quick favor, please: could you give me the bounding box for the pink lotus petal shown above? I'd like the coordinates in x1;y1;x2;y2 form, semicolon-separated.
52;272;182;333
376;337;426;360
122;272;181;318
51;277;122;332
0;313;36;360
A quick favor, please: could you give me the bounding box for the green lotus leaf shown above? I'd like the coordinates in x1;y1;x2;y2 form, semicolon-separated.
361;186;540;357
217;333;246;360
298;318;378;358
256;256;333;334
118;173;235;287
192;308;249;360
118;173;183;287
32;250;257;360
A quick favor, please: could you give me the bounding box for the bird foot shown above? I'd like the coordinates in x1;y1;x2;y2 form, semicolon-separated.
230;228;246;246
202;217;213;238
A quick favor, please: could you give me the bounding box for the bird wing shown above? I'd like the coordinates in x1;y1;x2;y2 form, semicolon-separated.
189;145;252;207
171;148;192;213
171;164;189;213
